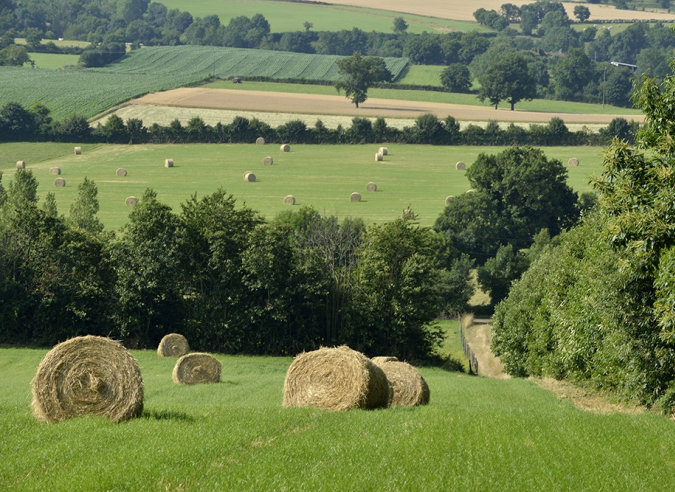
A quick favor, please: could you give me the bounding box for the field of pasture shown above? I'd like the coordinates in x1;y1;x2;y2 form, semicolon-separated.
2;345;675;490
1;142;604;231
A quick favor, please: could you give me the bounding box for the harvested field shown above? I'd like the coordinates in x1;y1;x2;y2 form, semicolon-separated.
127;88;642;125
322;0;675;22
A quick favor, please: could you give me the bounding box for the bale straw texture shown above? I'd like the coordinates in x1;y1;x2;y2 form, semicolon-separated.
16;160;25;169
54;178;66;187
157;333;189;357
256;137;265;145
283;195;295;205
379;147;388;155
165;159;174;168
125;196;138;206
568;157;579;166
244;171;256;182
445;196;454;206
350;192;362;202
172;353;221;385
283;346;392;411
263;156;274;165
74;147;81;155
31;335;144;423
371;359;430;406
456;161;466;170
280;144;290;152
375;153;383;162
116;168;127;177
366;182;377;192
49;167;61;175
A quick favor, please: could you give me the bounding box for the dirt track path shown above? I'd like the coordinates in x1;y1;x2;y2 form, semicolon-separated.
464;319;508;379
132;88;642;125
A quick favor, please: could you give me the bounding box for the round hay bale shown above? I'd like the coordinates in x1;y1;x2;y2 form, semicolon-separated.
16;160;26;170
280;144;290;152
263;156;274;165
366;182;377;192
370;360;430;407
371;356;399;364
350;192;362;202
74;147;81;155
455;161;466;170
244;171;256;182
283;346;392;411
165;159;174;168
401;209;416;220
375;153;384;162
49;167;61;175
466;189;475;194
568;157;579;166
256;137;265;145
172;353;221;385
283;195;296;205
54;178;66;188
116;168;127;177
157;333;189;357
125;196;138;207
31;335;144;423
379;147;388;156
445;196;454;206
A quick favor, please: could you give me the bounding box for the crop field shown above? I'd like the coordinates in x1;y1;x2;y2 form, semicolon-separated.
158;0;488;34
27;53;80;69
2;346;675;490
1;142;604;231
396;65;445;87
0;46;408;120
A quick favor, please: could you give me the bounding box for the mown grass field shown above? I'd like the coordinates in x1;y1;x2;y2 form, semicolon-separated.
28;53;80;69
1;142;604;231
158;0;488;34
2;345;675;491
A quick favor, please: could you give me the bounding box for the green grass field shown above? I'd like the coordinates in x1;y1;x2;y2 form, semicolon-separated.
0;142;604;231
397;65;445;87
2;346;675;490
27;53;80;69
14;37;90;48
158;0;488;34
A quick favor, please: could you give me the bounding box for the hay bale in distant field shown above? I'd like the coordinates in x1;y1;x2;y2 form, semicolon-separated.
350;192;361;202
379;147;388;156
16;160;25;169
31;335;144;423
54;178;66;187
283;346;392;411
375;153;384;162
401;209;415;220
263;156;274;165
366;182;377;192
280;144;290;152
74;147;81;155
455;161;466;170
256;137;265;145
370;359;429;407
116;168;127;177
568;157;579;166
49;167;61;175
165;159;174;168
125;196;138;206
157;333;189;357
466;189;475;194
244;171;256;182
445;196;454;206
283;195;296;205
172;353;221;385
371;356;399;364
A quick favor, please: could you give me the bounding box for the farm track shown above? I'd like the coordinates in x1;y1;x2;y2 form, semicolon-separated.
131;87;644;124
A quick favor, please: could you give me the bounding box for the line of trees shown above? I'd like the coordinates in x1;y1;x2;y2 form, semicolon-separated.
0;101;638;147
0;169;474;361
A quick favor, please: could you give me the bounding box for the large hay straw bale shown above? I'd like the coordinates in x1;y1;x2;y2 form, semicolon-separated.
401;209;416;220
280;144;290;152
371;356;399;364
74;147;81;155
350;192;362;202
366;182;377;192
263;156;274;165
370;359;429;406
165;159;174;168
173;353;221;385
256;137;265;145
116;168;127;177
379;147;388;155
283;346;392;411
375;153;384;162
125;196;138;206
568;157;579;166
456;161;466;170
445;196;454;206
16;160;26;169
466;189;475;194
157;333;189;357
49;167;61;175
31;335;144;423
244;171;256;182
54;178;66;187
283;195;296;205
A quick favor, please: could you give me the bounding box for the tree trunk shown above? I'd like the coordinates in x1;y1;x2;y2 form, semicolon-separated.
355;101;359;108
511;101;515;111
494;103;498;110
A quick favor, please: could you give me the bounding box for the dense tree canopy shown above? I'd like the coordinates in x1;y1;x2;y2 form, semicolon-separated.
334;52;391;108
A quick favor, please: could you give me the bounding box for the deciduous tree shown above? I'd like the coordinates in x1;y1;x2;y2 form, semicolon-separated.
334;52;392;108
